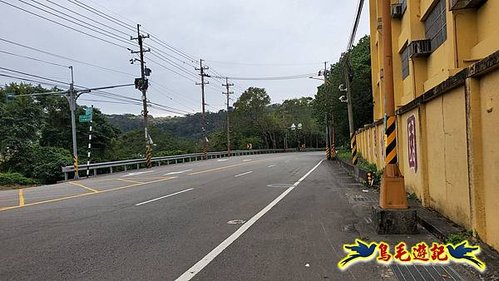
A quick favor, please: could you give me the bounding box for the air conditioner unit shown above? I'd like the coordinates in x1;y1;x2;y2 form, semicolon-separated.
450;0;487;10
391;4;403;18
408;39;432;58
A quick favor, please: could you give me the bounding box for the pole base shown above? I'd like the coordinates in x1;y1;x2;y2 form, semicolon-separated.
379;165;408;209
372;206;418;234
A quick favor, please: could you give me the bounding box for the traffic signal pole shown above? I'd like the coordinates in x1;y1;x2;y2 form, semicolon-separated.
68;66;79;179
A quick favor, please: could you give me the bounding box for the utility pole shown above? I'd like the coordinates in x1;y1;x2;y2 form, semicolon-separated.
343;54;357;165
196;59;209;160
325;113;330;160
379;0;408;210
68;66;79;179
322;61;336;159
222;77;233;156
131;24;152;168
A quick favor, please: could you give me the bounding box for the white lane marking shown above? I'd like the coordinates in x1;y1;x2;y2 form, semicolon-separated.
234;171;253;178
123;170;155;177
175;159;324;281
135;188;194;206
217;159;228;162
267;164;276;168
242;159;252;162
164;169;192;175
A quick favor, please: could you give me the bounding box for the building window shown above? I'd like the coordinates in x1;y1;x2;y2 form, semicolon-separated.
400;0;407;14
401;46;409;79
424;0;447;51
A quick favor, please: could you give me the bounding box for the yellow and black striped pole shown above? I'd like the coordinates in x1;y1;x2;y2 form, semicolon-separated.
351;133;358;165
385;115;397;165
73;155;78;178
145;144;152;168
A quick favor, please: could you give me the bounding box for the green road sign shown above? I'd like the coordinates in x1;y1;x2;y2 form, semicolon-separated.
85;107;93;116
79;114;92;123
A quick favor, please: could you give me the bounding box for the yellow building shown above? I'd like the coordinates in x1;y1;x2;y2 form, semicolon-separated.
359;0;499;251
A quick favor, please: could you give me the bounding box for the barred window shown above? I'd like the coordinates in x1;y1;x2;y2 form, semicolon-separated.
401;46;409;79
424;0;447;51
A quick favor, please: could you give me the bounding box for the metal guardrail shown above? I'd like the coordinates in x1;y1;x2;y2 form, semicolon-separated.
62;148;324;180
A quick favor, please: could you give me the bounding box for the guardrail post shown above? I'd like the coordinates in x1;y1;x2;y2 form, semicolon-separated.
64;172;68;181
124;165;127;172
110;167;113;174
93;169;97;176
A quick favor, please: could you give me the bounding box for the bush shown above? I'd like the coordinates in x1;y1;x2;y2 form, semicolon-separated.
1;144;72;184
0;172;38;186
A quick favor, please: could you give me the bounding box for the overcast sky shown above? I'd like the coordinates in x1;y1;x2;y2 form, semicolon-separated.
0;0;369;117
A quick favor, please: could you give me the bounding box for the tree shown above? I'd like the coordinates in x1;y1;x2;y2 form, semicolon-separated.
233;87;278;149
313;35;373;146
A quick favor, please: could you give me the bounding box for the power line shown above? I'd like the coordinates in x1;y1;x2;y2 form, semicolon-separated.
68;0;136;33
148;52;199;80
0;73;66;88
209;73;316;81
146;56;198;83
66;0;200;65
25;0;134;47
0;37;134;77
45;0;131;37
0;0;129;49
0;66;70;85
347;0;365;50
205;59;324;66
0;50;69;68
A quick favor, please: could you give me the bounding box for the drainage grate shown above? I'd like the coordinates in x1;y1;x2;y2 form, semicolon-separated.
391;264;465;281
352;195;377;203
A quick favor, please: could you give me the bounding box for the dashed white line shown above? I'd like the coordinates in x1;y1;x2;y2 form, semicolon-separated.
164;169;192;175
242;159;252;162
234;171;253;178
135;188;194;206
267;164;276;168
217;159;229;162
175;159;324;281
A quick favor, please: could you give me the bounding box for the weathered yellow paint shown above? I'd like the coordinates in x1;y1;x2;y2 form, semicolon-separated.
363;0;499;251
478;71;499;250
69;181;99;193
0;177;175;213
426;89;471;229
18;189;24;206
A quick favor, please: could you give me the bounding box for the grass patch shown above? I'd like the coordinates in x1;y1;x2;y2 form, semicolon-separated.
445;230;473;244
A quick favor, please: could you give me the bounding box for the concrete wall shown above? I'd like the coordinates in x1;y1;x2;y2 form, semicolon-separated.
478;71;499;250
366;0;499;251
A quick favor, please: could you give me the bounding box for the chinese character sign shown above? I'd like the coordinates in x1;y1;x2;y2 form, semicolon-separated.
338;240;485;272
407;115;417;172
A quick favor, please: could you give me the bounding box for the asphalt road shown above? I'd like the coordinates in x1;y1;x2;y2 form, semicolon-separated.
0;152;478;281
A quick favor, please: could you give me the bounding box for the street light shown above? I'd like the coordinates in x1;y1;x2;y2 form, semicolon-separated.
290;123;303;151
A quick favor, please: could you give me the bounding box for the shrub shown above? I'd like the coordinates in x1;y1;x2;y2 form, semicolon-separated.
1;144;72;184
0;172;38;186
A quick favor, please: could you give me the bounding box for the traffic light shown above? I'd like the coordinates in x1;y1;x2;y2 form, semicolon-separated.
134;78;149;91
